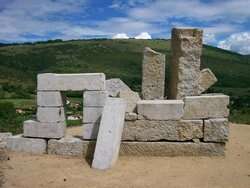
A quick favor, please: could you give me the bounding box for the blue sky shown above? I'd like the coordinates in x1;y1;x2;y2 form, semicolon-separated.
0;0;250;54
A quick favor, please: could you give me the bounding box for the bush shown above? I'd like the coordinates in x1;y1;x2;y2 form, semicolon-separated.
0;101;16;119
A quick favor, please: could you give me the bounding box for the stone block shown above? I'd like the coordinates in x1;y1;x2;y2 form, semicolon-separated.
82;123;100;139
0;132;12;142
105;78;131;97
23;120;65;139
0;142;8;160
169;28;203;99
198;68;217;94
37;73;105;91
183;94;229;119
142;47;165;100
6;135;46;154
37;91;64;107
118;90;141;112
92;98;126;170
122;120;203;141
83;91;107;107
48;137;84;157
37;107;65;122
204;118;229;143
125;112;138;121
137;100;184;120
83;107;103;123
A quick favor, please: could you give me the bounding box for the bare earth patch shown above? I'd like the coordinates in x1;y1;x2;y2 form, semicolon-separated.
2;123;250;188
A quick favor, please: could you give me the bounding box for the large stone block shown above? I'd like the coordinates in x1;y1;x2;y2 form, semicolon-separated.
183;94;229;119
0;132;12;142
83;91;107;107
82;123;100;139
142;47;165;100
23;120;65;139
48;137;84;157
118;90;141;112
169;28;203;99
37;73;105;91
198;68;217;94
105;78;131;97
37;107;66;122
122;120;203;141
83;107;103;123
92;98;126;170
37;91;64;107
137;100;184;120
204;118;229;143
6;135;47;154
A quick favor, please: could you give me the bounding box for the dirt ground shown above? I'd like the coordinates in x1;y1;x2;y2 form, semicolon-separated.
1;123;250;188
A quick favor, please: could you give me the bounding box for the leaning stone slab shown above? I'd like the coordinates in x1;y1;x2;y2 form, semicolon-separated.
0;132;12;142
142;47;165;100
105;78;131;97
204;118;229;143
37;73;105;91
83;107;103;123
37;91;64;107
169;28;203;99
6;135;46;154
23;120;65;139
183;94;229;119
83;91;107;107
198;68;217;94
137;100;184;120
37;107;65;122
48;137;84;157
92;98;126;170
118;90;141;112
82;123;100;139
122;120;203;141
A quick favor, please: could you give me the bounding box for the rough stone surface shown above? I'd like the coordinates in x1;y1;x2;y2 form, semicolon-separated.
48;137;84;157
137;100;184;120
125;112;138;121
198;68;217;94
204;118;229;143
83;107;103;123
183;94;230;119
0;142;8;160
142;47;165;100
118;90;141;112
122;120;203;141
0;132;12;142
105;78;131;97
169;28;203;99
37;107;66;122
92;98;126;170
83;91;107;107
23;120;65;139
37;73;105;91
37;91;64;107
82;123;100;139
6;135;46;154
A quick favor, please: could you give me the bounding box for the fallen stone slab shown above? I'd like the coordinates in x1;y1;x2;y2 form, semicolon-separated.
92;98;126;170
204;118;229;143
6;135;47;154
37;73;105;91
105;78;131;97
122;120;203;141
198;68;217;94
137;100;184;120
0;132;12;142
82;123;100;139
142;47;165;100
83;91;107;107
183;94;230;119
37;107;66;122
83;107;103;123
23;120;65;139
118;90;141;112
37;91;64;107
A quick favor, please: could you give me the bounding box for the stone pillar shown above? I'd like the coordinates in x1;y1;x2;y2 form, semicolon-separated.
169;28;203;99
142;47;165;100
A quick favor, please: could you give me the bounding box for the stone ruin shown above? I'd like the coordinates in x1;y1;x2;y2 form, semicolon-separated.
1;28;229;170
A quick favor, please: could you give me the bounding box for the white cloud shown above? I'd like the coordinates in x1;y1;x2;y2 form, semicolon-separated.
135;32;151;39
112;33;129;39
218;32;250;55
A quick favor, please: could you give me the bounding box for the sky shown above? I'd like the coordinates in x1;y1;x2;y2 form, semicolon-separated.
0;0;250;54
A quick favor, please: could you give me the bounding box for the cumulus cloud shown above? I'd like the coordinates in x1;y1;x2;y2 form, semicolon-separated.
112;33;130;39
218;32;250;55
135;32;151;39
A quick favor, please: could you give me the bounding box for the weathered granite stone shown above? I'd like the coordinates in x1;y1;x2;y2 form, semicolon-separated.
204;118;229;143
6;135;46;154
142;47;165;100
83;91;107;107
48;137;84;157
118;90;141;112
92;98;126;170
183;94;229;119
137;100;184;120
0;141;8;160
0;132;12;142
37;73;105;91
198;68;217;94
125;112;138;121
37;107;66;122
105;78;131;97
83;107;103;123
23;120;65;139
169;28;203;99
82;123;100;139
37;91;64;107
122;120;203;141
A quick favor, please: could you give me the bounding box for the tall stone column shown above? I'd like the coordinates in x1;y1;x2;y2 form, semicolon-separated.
168;28;203;99
142;47;165;100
